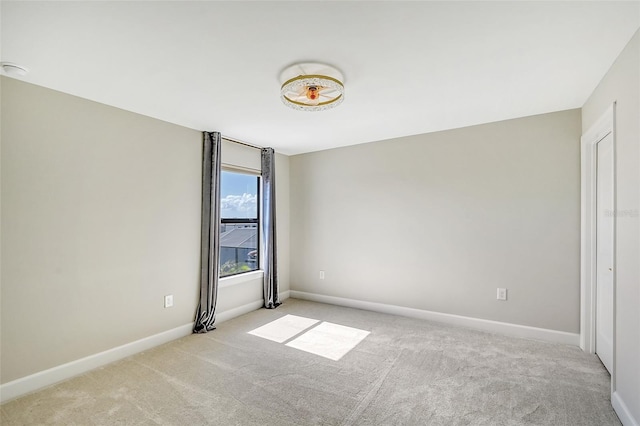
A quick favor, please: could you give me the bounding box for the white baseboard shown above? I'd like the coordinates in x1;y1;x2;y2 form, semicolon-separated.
289;291;580;346
280;290;291;300
613;391;639;426
0;322;194;404
0;293;290;404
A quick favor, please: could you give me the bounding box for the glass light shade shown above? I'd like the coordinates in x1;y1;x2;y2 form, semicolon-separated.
279;63;344;112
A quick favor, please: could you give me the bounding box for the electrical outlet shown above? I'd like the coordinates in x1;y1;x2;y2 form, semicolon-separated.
497;288;507;301
319;270;325;280
164;294;174;308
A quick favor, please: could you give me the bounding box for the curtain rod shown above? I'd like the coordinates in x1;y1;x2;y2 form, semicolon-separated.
222;136;263;150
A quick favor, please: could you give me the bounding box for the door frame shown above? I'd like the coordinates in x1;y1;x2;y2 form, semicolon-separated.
580;103;616;386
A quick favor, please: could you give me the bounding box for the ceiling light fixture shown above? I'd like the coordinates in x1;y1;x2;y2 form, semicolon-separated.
280;62;344;112
1;62;29;77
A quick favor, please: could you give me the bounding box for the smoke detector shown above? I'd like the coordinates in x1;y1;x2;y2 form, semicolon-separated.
1;62;29;77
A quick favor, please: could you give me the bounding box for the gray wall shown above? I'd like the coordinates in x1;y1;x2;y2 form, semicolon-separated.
0;77;290;384
582;29;639;424
290;109;581;333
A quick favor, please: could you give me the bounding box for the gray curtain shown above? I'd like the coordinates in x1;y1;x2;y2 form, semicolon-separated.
261;148;280;309
194;132;222;333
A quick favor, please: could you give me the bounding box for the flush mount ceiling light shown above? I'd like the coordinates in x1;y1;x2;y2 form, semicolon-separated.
280;62;344;112
1;62;29;76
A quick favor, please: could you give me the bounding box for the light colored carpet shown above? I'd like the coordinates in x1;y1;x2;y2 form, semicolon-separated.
1;299;619;425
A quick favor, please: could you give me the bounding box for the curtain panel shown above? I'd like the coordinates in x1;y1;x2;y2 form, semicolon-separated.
194;132;222;333
261;148;280;309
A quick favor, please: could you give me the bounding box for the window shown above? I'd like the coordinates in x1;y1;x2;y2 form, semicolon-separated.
219;170;259;277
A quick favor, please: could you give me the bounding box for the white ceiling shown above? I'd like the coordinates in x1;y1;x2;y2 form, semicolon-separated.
2;1;639;155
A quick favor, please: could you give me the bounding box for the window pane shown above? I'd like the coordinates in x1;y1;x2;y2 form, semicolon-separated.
221;171;258;219
220;223;258;277
220;171;259;277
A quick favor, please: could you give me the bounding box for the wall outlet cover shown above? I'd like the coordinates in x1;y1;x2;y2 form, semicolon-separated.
164;294;174;308
497;288;507;301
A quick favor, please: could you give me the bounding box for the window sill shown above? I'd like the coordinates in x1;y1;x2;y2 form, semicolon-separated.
219;270;264;288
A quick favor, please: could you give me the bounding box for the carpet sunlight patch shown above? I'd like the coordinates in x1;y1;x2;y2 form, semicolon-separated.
247;314;320;343
285;321;370;361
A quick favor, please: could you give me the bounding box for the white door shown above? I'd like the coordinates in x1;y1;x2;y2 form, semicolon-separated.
596;132;614;374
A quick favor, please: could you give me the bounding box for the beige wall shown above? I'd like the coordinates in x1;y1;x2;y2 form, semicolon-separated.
290;109;581;333
582;29;639;424
0;77;290;384
275;152;290;294
1;77;202;383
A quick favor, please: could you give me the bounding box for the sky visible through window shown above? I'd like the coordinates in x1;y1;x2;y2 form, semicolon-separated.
221;171;258;219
